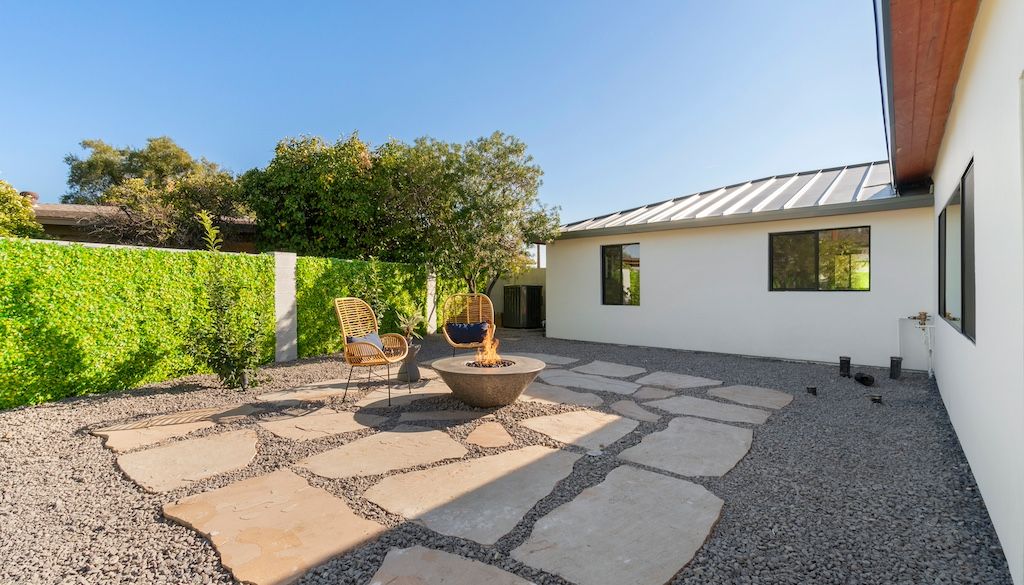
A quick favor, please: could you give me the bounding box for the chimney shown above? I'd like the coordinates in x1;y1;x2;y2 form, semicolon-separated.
19;191;39;205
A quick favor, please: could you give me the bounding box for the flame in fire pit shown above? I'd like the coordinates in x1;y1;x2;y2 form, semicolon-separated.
475;326;502;366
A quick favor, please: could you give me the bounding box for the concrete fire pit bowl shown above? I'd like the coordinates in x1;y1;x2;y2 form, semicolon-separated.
432;355;545;407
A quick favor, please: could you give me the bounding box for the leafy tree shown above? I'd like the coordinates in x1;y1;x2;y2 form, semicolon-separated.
62;137;244;248
439;131;558;294
241;134;415;259
0;181;43;238
246;131;560;294
381;132;558;293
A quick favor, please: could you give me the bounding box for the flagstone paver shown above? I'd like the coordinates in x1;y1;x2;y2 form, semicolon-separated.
95;403;262;435
572;360;647;378
508;352;580;366
465;421;514;448
520;381;603;407
93;420;215;453
631;387;675;401
619;416;752;477
634;371;722;389
257;408;386;441
512;466;723;585
398;410;486;423
369;546;533;585
646;395;770;424
709;385;793;409
256;379;352;402
365;446;580;545
520;410;638;450
299;425;467;479
116;429;258;493
609;400;661;422
163;469;386;585
537;369;640;395
355;382;451;408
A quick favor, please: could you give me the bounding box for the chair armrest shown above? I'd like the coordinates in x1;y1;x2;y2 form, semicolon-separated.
344;341;387;365
380;333;409;360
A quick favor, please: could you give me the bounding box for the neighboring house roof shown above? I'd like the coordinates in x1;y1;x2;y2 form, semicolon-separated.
33;203;256;228
558;160;933;240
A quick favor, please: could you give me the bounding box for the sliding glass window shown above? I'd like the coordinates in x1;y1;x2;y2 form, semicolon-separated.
770;227;870;291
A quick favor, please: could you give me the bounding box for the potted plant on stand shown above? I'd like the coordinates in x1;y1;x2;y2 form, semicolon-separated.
396;308;425;383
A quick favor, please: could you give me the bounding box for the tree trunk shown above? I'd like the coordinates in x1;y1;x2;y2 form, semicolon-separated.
484;274;501;297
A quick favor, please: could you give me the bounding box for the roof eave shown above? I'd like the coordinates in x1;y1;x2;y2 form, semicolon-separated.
555;193;933;240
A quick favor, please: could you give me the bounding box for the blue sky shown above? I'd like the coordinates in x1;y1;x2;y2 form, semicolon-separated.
1;1;886;223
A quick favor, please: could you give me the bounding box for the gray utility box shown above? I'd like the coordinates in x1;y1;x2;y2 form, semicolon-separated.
503;285;543;328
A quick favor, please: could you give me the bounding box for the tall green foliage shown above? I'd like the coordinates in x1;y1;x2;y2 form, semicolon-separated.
240;135;403;259
242;131;560;293
295;256;426;358
187;212;269;389
0;181;43;238
62;137;244;248
0;239;274;408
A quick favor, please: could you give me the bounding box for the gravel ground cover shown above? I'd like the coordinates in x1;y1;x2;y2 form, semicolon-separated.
0;329;1012;584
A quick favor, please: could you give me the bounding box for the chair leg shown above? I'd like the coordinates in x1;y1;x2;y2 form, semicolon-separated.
386;363;392;406
343;366;354;401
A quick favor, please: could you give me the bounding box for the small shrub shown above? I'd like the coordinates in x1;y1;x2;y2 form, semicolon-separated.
187;211;268;389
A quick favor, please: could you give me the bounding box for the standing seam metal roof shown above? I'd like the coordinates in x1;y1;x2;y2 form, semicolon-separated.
561;161;899;235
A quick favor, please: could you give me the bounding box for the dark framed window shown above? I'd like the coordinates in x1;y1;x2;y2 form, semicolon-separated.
770;227;870;291
939;160;975;341
601;243;640;305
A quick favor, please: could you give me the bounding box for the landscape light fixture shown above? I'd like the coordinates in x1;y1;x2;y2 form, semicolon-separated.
839;356;851;377
889;357;902;379
806;386;817;396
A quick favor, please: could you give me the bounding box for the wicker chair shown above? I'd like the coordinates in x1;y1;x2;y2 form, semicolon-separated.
334;297;409;404
441;293;495;353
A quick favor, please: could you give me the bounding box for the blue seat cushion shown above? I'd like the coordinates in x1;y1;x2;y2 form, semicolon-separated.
346;332;384;350
445;322;489;344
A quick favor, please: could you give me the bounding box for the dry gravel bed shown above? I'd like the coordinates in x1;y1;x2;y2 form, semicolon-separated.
0;330;1012;585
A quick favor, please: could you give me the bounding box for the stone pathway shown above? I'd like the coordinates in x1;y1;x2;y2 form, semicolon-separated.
93;420;214;452
397;410;486;422
646;395;770;424
619;416;752;476
257;407;386;440
709;384;793;409
609;399;660;422
299;425;467;479
512;466;723;585
634;371;722;389
365;446;580;545
92;363;794;584
116;429;258;492
537;369;640;394
631;387;674;400
370;546;532;585
521;381;603;407
465;421;514;448
572;360;647;378
521;410;639;450
164;469;386;585
510;352;580;366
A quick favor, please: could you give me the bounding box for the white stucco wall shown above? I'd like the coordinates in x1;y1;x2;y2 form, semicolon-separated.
547;207;933;368
929;1;1024;582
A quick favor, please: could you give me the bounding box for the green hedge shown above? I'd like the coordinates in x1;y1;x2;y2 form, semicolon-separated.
0;239;274;408
296;257;427;358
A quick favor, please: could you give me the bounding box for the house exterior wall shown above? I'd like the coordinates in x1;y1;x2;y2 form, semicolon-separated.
929;0;1024;582
489;268;546;326
547;207;933;368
